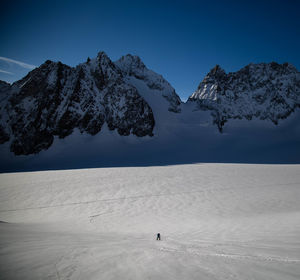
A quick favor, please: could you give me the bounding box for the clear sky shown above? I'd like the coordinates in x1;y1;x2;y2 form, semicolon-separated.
1;0;299;100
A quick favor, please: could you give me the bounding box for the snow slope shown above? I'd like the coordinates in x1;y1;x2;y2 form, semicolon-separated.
0;163;300;279
115;54;181;113
1;107;300;173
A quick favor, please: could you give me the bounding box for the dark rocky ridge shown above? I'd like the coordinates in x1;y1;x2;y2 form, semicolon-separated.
189;62;300;131
1;55;299;156
0;52;156;155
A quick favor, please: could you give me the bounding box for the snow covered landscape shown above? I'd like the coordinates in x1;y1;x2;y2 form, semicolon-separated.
0;52;299;279
0;52;299;172
0;163;300;279
1;1;299;279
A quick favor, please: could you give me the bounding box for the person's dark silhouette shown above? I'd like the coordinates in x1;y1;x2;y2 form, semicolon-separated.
156;233;161;240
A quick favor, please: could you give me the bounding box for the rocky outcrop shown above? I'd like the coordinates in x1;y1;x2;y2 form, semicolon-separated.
188;62;300;131
0;52;155;155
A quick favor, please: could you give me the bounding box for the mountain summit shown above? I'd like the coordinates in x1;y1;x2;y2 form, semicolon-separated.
0;54;299;158
0;52;169;155
188;62;300;131
115;54;182;113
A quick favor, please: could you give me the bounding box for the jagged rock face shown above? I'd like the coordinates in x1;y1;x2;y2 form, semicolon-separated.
104;85;154;136
0;80;10;98
1;54;299;156
0;52;155;155
0;81;11;144
115;54;182;113
189;62;300;131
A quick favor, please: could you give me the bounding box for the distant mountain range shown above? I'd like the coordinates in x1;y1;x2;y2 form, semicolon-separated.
188;63;300;131
0;52;299;170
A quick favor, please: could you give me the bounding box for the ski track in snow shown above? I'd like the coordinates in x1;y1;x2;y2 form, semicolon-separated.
0;163;300;280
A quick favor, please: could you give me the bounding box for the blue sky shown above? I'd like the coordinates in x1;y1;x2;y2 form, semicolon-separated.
1;0;299;100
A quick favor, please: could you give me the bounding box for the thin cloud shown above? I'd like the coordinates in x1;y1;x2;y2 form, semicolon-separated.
0;69;14;75
0;57;36;70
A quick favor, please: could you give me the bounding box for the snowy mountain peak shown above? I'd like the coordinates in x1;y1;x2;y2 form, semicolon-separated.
43;59;55;65
199;65;226;87
96;51;109;61
189;62;300;131
90;51;117;72
1;53;300;156
115;55;182;113
116;54;146;74
0;52;156;155
85;52;121;87
209;64;226;76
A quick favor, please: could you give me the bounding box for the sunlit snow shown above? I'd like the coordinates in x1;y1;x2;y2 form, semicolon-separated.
0;163;299;279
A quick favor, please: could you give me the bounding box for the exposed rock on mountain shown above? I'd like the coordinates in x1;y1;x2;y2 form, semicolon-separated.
188;62;300;131
1;53;299;157
0;80;10;97
0;80;11;144
0;52;155;155
115;54;182;113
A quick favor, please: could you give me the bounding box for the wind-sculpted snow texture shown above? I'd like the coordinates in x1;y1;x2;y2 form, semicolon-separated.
0;52;155;155
189;63;300;131
0;164;300;279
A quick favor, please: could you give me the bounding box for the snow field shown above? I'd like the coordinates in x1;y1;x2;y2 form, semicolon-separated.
0;163;300;279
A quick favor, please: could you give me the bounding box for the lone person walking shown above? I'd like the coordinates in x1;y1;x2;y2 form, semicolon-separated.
156;233;161;241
